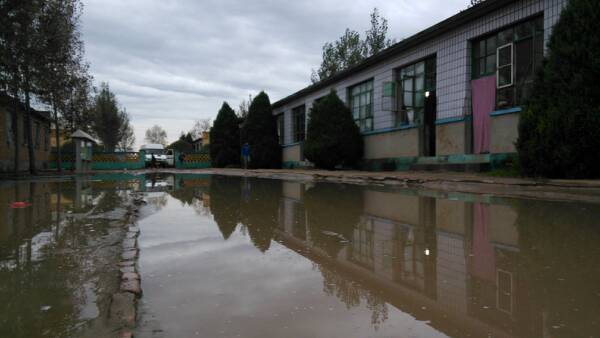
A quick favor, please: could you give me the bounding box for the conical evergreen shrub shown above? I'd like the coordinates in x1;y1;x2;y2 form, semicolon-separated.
210;102;240;168
517;0;600;178
242;92;281;169
304;90;363;170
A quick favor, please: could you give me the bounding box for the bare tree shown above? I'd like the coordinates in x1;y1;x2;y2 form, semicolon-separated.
117;123;135;152
145;125;167;146
237;94;253;119
190;118;212;139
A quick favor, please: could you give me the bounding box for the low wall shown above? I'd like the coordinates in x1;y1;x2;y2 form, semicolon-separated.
490;112;519;154
436;120;467;156
364;128;419;159
176;152;211;169
49;152;146;171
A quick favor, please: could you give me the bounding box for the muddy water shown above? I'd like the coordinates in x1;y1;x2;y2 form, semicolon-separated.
0;176;138;338
133;174;600;338
2;174;599;337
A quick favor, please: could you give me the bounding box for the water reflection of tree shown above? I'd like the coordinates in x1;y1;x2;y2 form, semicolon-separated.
209;176;242;240
239;178;282;252
318;264;389;330
304;183;364;257
516;200;600;337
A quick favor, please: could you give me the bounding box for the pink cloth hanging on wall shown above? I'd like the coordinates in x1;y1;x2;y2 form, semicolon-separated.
471;202;495;282
471;76;496;154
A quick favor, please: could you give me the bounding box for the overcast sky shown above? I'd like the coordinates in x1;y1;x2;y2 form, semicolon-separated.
81;0;468;147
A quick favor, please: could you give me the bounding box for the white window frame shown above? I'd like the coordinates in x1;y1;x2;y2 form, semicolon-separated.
496;269;513;315
496;43;514;89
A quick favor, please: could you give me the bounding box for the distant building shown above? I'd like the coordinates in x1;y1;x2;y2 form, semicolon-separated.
0;93;52;172
192;131;210;152
273;0;568;170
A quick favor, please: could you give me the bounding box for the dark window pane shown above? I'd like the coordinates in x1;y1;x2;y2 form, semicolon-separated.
498;28;514;45
497;87;514;109
515;38;533;84
498;45;512;66
473;41;481;58
479;58;486;76
486;55;496;74
486;36;497;55
515;21;533;40
498;67;513;87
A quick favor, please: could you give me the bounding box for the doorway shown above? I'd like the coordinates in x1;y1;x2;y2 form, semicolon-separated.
423;91;437;157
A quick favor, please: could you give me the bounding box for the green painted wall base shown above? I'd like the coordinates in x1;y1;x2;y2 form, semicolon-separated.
358;152;518;172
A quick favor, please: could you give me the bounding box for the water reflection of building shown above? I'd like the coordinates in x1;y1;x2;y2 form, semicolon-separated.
274;181;537;338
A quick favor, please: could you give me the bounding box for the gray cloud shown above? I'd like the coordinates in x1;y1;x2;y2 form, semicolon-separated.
81;0;467;146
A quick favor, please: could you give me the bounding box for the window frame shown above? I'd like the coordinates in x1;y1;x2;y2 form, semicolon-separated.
292;105;306;143
348;79;374;132
496;43;514;89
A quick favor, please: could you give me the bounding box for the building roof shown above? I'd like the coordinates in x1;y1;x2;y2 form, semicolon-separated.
272;0;517;109
71;129;98;143
0;92;52;121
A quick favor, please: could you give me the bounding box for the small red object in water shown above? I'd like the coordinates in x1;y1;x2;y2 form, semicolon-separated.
10;201;31;209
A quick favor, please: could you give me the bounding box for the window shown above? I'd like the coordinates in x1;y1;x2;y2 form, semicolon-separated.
277;114;284;145
496;270;513;314
292;105;305;143
472;16;545;109
497;43;513;88
349;80;374;132
397;57;436;126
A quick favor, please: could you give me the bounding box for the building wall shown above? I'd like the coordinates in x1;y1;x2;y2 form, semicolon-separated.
282;144;302;163
490;112;520;154
274;0;568;162
364;128;419;159
436;121;468;156
0;105;51;173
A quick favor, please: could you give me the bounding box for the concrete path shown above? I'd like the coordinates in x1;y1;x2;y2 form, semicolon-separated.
133;168;600;204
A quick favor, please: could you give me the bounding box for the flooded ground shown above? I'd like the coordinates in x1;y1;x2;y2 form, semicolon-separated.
134;174;600;338
0;176;137;338
1;173;600;337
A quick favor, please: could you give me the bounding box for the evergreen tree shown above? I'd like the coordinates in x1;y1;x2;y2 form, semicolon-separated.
210;102;241;168
304;90;363;170
241;92;281;169
92;83;130;151
516;0;600;178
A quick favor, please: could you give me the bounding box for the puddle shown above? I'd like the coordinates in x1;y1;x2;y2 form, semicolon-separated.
134;174;600;338
1;174;600;337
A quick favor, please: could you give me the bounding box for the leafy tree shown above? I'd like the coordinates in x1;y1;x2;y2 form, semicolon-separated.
241;92;281;169
517;0;600;178
304;90;363;170
144;125;168;146
210;102;240;168
0;0;46;174
209;176;241;240
364;8;395;56
92;83;130;151
311;8;394;83
312;29;364;83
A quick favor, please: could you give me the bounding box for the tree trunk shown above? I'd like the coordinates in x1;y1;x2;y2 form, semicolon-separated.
12;89;20;174
52;98;62;174
24;88;37;175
